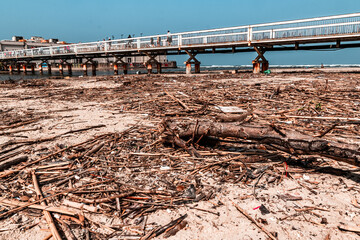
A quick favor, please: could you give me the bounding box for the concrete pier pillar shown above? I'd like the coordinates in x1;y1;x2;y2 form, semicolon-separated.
252;61;261;74
185;63;192;74
157;63;162;74
23;65;27;74
194;63;201;73
31;65;35;74
91;63;96;76
122;64;128;74
147;64;153;74
83;64;88;76
59;64;63;75
114;63;118;75
9;65;13;74
68;64;72;76
48;64;52;75
16;64;20;73
39;64;43;75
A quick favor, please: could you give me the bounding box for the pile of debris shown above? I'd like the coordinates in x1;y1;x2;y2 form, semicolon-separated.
0;72;359;239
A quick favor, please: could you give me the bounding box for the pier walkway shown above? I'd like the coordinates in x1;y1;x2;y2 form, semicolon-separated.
1;13;360;75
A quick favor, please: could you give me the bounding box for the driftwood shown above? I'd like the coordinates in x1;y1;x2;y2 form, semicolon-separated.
62;199;99;213
0;199;76;216
0;156;28;171
140;214;188;240
165;91;191;111
233;202;277;240
0;133;113;178
159;120;360;166
32;172;62;240
338;224;360;234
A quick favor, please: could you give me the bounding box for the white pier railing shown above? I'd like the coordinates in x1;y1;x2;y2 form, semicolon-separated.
1;12;360;59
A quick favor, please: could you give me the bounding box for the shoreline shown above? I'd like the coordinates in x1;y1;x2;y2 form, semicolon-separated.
3;66;360;76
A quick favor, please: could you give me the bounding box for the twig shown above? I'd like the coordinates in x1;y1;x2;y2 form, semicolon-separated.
140;214;188;240
165;90;191;111
315;123;338;138
338;224;360;234
0;199;77;216
32;171;62;240
232;202;276;240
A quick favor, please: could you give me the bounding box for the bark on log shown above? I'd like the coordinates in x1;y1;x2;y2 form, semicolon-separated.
0;156;28;171
159;120;360;166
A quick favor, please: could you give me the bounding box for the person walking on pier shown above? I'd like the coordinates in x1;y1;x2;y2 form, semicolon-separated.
157;36;161;46
167;30;172;46
127;34;133;48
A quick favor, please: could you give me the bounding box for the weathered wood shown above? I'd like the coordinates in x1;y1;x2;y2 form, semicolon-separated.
0;156;28;171
165;91;191;111
233;202;276;240
0;199;77;216
160;120;360;166
32;172;62;240
140;214;188;240
84;142;105;157
215;112;250;122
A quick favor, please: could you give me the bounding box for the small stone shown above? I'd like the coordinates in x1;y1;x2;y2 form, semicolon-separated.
321;217;328;224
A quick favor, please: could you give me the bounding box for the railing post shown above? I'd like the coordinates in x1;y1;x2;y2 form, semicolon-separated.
248;26;253;42
50;47;53;56
271;29;275;39
137;39;141;49
203;36;207;44
178;35;182;46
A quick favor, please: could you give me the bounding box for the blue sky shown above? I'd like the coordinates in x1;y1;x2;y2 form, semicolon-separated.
2;0;360;65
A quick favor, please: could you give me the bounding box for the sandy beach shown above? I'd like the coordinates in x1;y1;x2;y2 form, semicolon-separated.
0;70;359;240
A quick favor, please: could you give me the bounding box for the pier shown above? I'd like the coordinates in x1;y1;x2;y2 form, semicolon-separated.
1;12;360;75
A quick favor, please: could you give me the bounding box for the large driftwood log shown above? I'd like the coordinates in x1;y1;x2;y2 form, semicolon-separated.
159;120;360;166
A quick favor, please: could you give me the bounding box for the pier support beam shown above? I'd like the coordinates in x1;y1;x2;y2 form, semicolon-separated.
147;63;153;74
114;63;118;75
48;64;52;75
8;65;13;74
252;46;268;74
185;50;201;74
112;55;128;75
39;64;43;75
185;63;192;75
83;58;97;76
83;64;88;76
67;63;72;76
91;63;96;76
22;64;27;74
194;62;200;74
143;52;162;74
123;64;128;75
16;64;20;73
30;64;35;74
59;64;64;75
157;62;162;74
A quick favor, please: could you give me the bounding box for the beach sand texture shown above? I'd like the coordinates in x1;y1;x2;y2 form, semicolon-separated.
0;70;359;240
